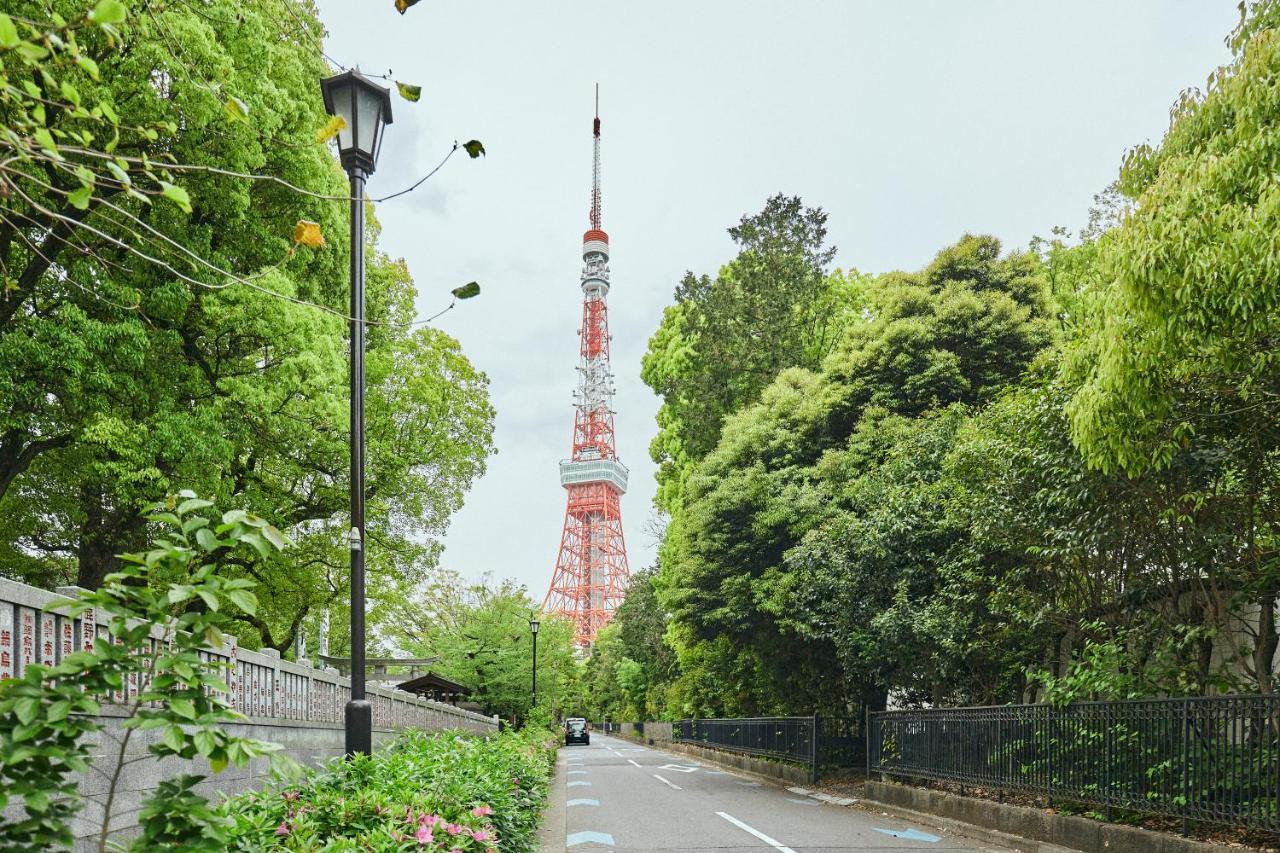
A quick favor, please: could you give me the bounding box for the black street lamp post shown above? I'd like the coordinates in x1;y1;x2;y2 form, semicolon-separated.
320;69;393;757
529;616;540;710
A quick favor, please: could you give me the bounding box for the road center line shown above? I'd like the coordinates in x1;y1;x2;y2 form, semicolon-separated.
716;812;797;853
652;773;683;790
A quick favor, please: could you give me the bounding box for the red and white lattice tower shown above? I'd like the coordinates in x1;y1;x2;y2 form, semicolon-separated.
542;90;631;647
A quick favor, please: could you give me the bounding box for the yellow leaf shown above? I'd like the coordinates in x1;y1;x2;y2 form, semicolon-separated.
293;220;324;248
395;0;423;13
316;114;346;144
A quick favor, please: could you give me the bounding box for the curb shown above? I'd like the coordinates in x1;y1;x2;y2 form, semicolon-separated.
536;752;567;853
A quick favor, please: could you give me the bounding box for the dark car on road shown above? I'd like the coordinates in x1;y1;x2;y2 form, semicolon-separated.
564;717;589;745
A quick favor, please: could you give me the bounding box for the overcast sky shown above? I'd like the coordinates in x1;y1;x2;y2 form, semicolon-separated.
315;1;1237;598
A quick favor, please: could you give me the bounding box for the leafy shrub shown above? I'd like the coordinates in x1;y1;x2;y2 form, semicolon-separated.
0;492;286;852
221;727;558;851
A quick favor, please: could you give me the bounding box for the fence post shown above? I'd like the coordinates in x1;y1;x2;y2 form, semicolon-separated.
864;705;871;779
1181;699;1190;838
810;713;819;784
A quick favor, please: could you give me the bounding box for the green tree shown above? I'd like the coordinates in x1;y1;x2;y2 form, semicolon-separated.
0;0;495;657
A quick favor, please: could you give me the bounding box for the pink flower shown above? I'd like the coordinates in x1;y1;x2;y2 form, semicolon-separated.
274;821;290;837
471;829;492;842
416;824;434;845
446;823;464;836
283;790;299;802
451;849;463;853
471;804;493;817
422;814;442;827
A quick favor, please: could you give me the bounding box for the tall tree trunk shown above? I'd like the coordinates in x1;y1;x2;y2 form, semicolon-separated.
76;486;144;589
1254;586;1278;695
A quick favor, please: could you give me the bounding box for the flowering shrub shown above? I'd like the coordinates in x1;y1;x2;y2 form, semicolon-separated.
221;726;557;851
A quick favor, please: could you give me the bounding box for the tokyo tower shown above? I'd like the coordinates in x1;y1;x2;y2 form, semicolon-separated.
542;89;631;647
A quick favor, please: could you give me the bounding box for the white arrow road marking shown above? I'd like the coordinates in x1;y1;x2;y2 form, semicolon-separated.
716;812;797;853
567;798;600;807
627;759;641;767
568;781;593;787
659;763;698;773
652;773;682;790
567;831;614;847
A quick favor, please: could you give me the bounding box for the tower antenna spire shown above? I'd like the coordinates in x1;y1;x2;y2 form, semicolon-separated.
590;84;601;230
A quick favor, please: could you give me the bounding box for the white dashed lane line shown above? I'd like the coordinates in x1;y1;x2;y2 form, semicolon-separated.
716;812;797;853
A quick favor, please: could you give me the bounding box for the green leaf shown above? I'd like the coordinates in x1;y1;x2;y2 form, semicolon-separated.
177;498;214;515
227;589;257;616
47;700;71;722
67;185;93;210
23;790;48;814
33;127;57;154
210;756;228;774
239;531;270;559
158;181;192;214
223;96;249;124
261;524;288;551
16;42;49;62
14;696;38;725
162;725;185;752
194;729;216;756
170;698;196;720
0;13;19;49
196;590;219;612
89;0;128;25
396;81;422;102
451;281;481;300
195;526;220;552
462;139;485;159
77;55;101;81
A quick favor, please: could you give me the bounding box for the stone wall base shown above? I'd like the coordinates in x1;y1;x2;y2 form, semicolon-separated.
863;780;1239;853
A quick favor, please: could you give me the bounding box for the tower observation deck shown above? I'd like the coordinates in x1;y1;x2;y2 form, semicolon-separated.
542;90;631;648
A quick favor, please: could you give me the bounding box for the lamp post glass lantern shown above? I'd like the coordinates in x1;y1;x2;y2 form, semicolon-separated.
321;69;392;758
530;617;540;710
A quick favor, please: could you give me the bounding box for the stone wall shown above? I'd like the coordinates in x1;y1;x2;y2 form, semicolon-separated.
0;576;498;848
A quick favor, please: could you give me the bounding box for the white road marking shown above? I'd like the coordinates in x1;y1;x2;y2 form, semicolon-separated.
568;780;593;787
567;831;614;847
567;798;600;807
659;763;698;773
627;759;641;767
568;770;588;775
652;773;683;790
716;812;797;853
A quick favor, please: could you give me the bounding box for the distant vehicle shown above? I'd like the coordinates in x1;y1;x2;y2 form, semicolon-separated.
564;717;589;746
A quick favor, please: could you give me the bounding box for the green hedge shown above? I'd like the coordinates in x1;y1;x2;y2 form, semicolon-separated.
221;727;558;851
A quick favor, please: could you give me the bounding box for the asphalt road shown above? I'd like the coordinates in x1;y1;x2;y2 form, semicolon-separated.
543;734;1018;853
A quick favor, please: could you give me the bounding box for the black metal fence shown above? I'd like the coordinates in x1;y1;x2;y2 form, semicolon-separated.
676;716;816;767
670;716;865;780
869;695;1280;833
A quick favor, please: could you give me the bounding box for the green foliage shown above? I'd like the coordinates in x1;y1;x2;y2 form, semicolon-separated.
641;195;858;510
648;233;1054;717
0;491;285;851
0;0;496;659
380;574;580;722
220;726;557;852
